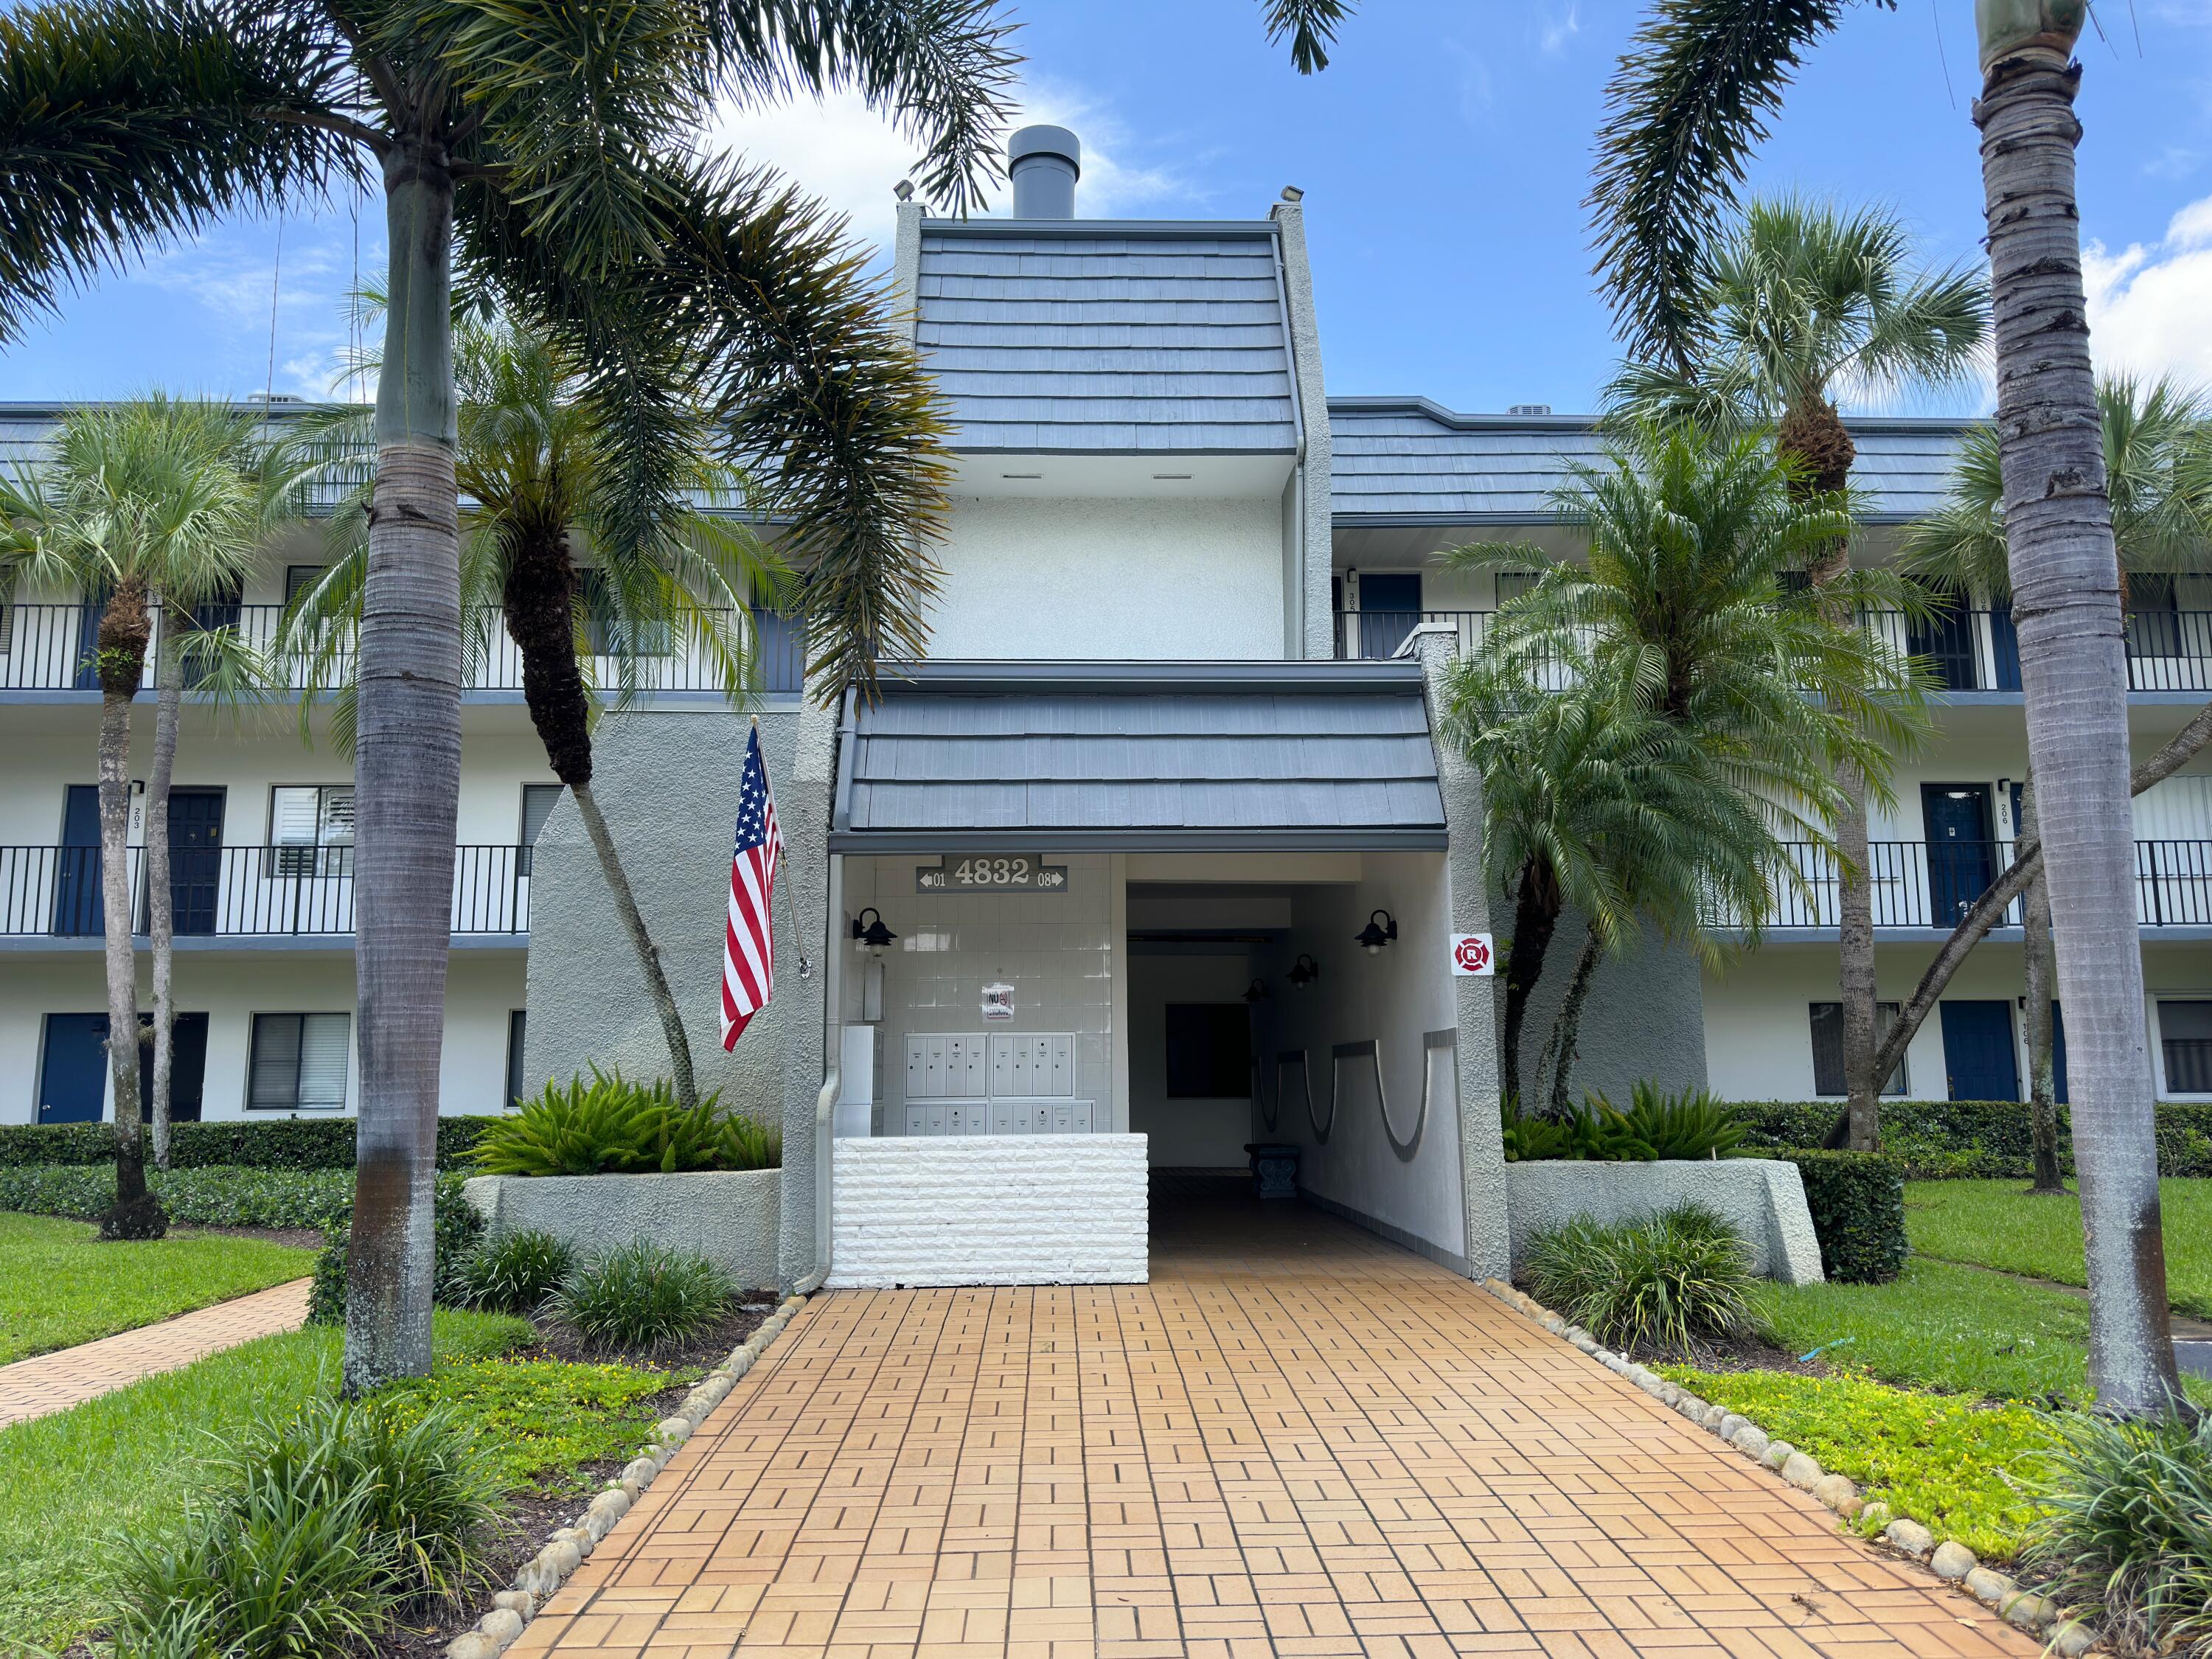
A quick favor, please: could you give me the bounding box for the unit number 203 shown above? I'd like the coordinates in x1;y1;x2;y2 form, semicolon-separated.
954;857;1032;886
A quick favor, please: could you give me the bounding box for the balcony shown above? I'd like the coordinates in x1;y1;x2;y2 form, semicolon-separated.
1331;605;2212;692
0;603;807;697
1737;839;2212;932
0;844;532;939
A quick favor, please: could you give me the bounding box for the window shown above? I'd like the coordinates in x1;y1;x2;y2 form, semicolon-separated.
507;1009;529;1107
1809;1002;1907;1096
270;785;353;877
518;784;563;876
248;1012;351;1110
2159;1001;2212;1094
1494;569;1539;609
1164;1004;1251;1099
284;564;325;605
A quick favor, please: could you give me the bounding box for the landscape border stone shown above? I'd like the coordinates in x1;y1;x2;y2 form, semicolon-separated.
1475;1278;2103;1658
442;1290;810;1659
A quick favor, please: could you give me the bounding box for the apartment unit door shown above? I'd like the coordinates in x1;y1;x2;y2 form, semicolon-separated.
1922;784;1994;925
1941;1001;2021;1102
38;1013;108;1121
1356;572;1422;661
52;784;103;936
139;1012;209;1121
167;789;225;936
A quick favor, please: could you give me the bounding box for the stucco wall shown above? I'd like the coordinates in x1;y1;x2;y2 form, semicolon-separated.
1504;1158;1825;1285
1509;917;1709;1110
827;1135;1148;1287
463;1169;780;1288
923;495;1284;661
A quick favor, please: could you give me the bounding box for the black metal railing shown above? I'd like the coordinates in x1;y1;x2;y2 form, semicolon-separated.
0;602;807;695
1736;839;2212;931
0;844;532;936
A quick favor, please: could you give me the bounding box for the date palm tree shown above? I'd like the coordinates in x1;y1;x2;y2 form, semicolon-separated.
1608;195;1984;1154
0;0;1015;1390
0;398;273;1236
287;308;787;1110
1582;0;2185;1415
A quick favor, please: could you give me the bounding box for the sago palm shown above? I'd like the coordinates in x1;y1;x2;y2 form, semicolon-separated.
288;309;787;1111
0;0;1015;1388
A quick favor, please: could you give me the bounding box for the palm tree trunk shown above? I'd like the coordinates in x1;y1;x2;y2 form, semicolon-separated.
146;626;182;1172
94;577;162;1239
344;146;462;1394
572;782;700;1108
1834;773;1881;1151
2017;775;2067;1194
1975;27;2182;1413
1543;922;1606;1118
1500;859;1561;1107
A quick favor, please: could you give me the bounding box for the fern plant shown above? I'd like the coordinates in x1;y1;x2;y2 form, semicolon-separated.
472;1068;779;1177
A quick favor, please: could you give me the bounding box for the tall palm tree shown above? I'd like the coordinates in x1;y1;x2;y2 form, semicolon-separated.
288;310;787;1110
1902;375;2212;1192
1447;421;1930;1095
0;398;270;1237
0;0;1015;1390
1580;0;2185;1416
1608;196;1985;1153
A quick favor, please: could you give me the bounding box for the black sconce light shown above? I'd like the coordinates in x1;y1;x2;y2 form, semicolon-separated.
1354;909;1399;956
1242;978;1270;1004
1287;953;1320;989
850;907;897;957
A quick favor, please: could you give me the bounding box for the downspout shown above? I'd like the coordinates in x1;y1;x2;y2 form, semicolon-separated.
1267;218;1308;659
798;684;860;1293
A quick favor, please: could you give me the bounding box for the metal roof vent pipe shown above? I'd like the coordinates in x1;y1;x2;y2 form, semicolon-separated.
1009;125;1080;218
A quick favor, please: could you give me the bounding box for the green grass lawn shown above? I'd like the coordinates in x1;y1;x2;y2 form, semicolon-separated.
1902;1178;2212;1318
0;1310;680;1656
0;1211;316;1364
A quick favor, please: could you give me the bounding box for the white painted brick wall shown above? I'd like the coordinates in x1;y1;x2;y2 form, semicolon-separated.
828;1135;1149;1287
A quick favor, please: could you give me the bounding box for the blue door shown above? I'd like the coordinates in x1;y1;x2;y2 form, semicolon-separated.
1356;572;1422;660
2050;1002;2069;1105
1922;784;1995;925
1941;1000;2021;1101
1989;601;2023;691
38;1013;108;1122
51;784;104;936
167;789;224;936
72;584;108;691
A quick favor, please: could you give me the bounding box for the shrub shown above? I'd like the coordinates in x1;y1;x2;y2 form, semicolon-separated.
1731;1100;2212;1180
0;1115;501;1172
1764;1148;1908;1284
546;1238;734;1352
2020;1410;2212;1658
473;1068;780;1177
453;1229;577;1314
1501;1083;1744;1163
1522;1203;1756;1355
0;1163;354;1228
1604;1082;1746;1160
306;1175;487;1325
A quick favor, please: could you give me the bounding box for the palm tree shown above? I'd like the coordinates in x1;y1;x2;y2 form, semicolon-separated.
1447;421;1930;1094
0;0;1015;1390
1607;196;1985;1153
1581;0;2185;1416
1902;375;2212;1193
288;310;787;1110
0;398;271;1236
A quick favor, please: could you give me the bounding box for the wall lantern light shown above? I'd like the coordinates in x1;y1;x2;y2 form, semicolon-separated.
850;907;897;957
1242;978;1270;1004
1287;953;1320;989
1354;909;1399;956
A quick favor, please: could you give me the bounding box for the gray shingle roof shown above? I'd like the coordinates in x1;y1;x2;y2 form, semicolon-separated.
915;221;1298;453
1327;397;1973;524
832;661;1444;850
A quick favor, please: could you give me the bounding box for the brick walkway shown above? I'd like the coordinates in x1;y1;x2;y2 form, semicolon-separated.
513;1189;2038;1659
0;1278;312;1428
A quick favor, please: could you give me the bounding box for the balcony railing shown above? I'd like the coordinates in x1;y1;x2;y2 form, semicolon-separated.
1735;838;2212;931
0;603;807;695
1332;605;2212;692
0;844;532;937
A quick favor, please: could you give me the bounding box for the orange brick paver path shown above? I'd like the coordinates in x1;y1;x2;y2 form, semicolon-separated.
0;1276;311;1427
515;1189;2037;1659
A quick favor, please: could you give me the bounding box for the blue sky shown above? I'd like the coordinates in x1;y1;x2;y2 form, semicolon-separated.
5;1;2211;417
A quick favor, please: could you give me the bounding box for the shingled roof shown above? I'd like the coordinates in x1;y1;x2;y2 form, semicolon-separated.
914;220;1300;454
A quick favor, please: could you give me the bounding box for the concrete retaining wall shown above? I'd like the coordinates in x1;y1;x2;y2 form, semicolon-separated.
462;1169;781;1288
1504;1158;1825;1284
828;1135;1148;1288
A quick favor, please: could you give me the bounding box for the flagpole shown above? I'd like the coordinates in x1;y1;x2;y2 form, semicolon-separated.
755;715;813;980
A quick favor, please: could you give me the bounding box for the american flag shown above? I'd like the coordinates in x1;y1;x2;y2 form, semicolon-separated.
720;724;782;1050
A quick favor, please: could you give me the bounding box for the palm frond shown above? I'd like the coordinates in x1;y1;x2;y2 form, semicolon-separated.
1259;0;1356;74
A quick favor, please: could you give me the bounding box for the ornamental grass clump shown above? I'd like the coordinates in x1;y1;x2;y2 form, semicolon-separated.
474;1067;780;1176
2019;1410;2212;1659
453;1228;577;1314
1523;1203;1756;1357
547;1238;734;1352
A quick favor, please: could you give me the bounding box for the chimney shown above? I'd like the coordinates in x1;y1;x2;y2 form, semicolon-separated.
1009;125;1080;218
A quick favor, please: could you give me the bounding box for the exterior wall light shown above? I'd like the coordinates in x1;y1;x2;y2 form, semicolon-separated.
850;907;897;956
1354;909;1399;956
1287;953;1320;989
1242;978;1270;1004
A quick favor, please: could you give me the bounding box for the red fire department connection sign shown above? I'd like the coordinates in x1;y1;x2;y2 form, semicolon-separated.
1450;933;1495;977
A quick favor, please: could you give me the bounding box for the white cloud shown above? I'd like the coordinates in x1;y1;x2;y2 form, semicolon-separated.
1535;3;1582;56
700;76;1191;252
2084;191;2212;389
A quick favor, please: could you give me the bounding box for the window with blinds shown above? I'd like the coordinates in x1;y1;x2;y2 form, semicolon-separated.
518;784;563;875
1809;1002;1907;1097
271;785;354;877
248;1012;351;1111
1493;570;1539;609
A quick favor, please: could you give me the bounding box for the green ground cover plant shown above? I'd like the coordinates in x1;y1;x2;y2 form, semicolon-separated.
1904;1178;2212;1318
0;1211;314;1363
1658;1366;2048;1560
0;1162;355;1229
474;1068;779;1177
387;1357;687;1493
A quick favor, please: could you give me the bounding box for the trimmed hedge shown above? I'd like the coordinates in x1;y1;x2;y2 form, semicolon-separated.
0;1164;355;1229
1760;1147;1909;1284
1735;1100;2212;1180
306;1173;486;1324
0;1116;501;1173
